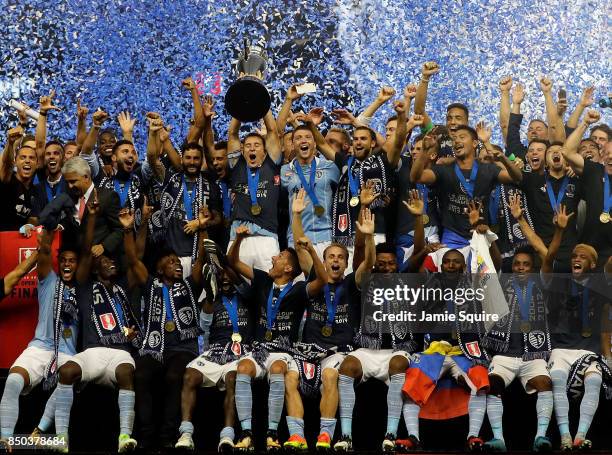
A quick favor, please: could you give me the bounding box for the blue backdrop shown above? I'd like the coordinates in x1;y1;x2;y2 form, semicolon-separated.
0;0;609;150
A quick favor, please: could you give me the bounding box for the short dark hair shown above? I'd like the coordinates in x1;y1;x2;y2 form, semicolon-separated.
580;138;598;147
454;125;478;141
375;242;396;256
529;119;548;128
292;124;313;137
446;103;469;118
45;140;65;152
112;139;135;155
214;141;228;150
285;247;301;279
354;126;376;142
386;115;398;125
99;128;117;138
182;142;204;156
243;132;266;146
527;138;550;149
442;248;465;263
64;140;77;147
514;245;536;260
155;246;179;270
590;124;611;140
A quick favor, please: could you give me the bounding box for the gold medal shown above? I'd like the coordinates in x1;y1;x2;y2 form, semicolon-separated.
422;214;430;225
321;325;333;337
251;204;262;216
600;212;610;224
62;327;72;339
520;321;531;333
349;196;359;207
264;330;273;341
314;205;325;217
165;320;176;332
582;328;592;338
231;332;242;343
123;326;130;337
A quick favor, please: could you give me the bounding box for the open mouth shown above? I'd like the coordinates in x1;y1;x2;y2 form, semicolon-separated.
572;262;583;272
552;155;561;164
330;264;340;272
175;266;182;273
248;153;257;161
299;144;309;152
23;164;32;171
530;157;541;167
585;153;593;160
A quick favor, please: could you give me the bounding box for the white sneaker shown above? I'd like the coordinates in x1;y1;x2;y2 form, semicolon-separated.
175;432;195;450
218;435;234;453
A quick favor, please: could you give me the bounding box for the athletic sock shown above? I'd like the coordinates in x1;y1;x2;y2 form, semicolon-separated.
268;374;285;431
338;374;355;438
118;389;135;435
286;416;305;438
386;373;404;436
235;374;252;431
551;369;571;437
468;392;486;438
576;373;602;439
179;421;194;435
319;417;336;439
54;383;74;436
486;395;504;441
0;373;25;438
220;426;235;441
401;399;420;439
37;389;57;432
535;390;553;438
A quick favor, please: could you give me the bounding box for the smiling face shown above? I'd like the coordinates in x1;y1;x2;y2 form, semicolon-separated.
157;253;183;281
269;250;296;278
97;131;117;159
570;247;595;278
441;250;465;274
182;147;202;177
210;148;228;178
323;245;348;282
512;252;534;281
526;141;547;172
451;129;477;159
352;128;375;161
63;171;92;199
374;253;397;274
578;139;599;162
95;255;118;281
292;128;315;163
243;135;266;168
385;119;398;141
114;143;138;173
446;107;468;132
15;146;38;180
590;128;609;151
44;144;64;176
527;120;548;142
63;143;78;161
58;250;78;282
545;144;566;173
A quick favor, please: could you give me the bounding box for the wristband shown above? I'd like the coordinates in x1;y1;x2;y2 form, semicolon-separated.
39;111;47;117
420;121;434;135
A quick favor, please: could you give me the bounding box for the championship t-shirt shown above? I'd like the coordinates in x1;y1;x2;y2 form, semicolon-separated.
208;283;253;346
0;174;34;231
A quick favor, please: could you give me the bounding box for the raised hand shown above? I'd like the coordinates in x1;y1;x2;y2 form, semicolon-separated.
286;84;303;101
331;108;357;125
92;109;109;127
404;84;418;100
579;86;595;107
553;204;574;229
181;77;197;91
91;244;105;258
118;208;135;229
235;225;251;237
355;208;375;235
467;200;483;227
158;126;171;143
118;111;136;134
7;126;24;143
583;109;601;125
393;100;406;115
421;61;440;79
507;193;523;219
499;76;513;92
360;180;380;207
148;117;164;132
39;90;61;114
407;114;424;130
198;205;212;229
292;188;309;214
539;77;553;93
476;121;492;143
306;107;325;126
295;236;312;251
402;189;424;215
202;95;215;118
76;98;89;120
512;83;525;104
377;86;396;103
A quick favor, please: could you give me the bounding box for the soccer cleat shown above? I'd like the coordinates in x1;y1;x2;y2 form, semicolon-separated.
266;430;281;451
55;433;69;453
175;432;195;450
234;430;254;452
560;434;573;451
284;434;308;451
316;432;331;451
0;438;12;453
382;433;396;452
118;433;137;452
333;435;353;452
573;438;592;451
533;436;552;452
217;435;234;453
396;434;422;452
483;438;507;452
466;436;484;452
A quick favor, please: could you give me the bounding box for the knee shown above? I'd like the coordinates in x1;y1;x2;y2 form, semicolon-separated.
225;371;237;392
488;374;506;396
115;364;135;389
388;355;409;376
528;375;552;392
183;368;204;389
59;361;82;385
284;371;300;391
269;360;287;376
237;360;256;377
322;368;339;388
550;369;568;385
165;366;185;386
338;356;361;378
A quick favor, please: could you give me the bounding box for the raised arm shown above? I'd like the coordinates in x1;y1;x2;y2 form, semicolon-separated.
183;77;206;143
1;126;23;182
297;236;328;296
263;110;281;164
498;77;512;144
355;208;376;288
75;99;89;148
540;77;566;143
506;83;527;159
119;208;149;288
561;109;600;176
410;135;437;184
383;100;408;168
276;84;303;134
492;148;523;184
566;86;594;129
80;109;109;156
158;124;182;171
544;205;572;274
358;86;396;125
414;62;439;117
201;95;216;163
4;248;37;297
189;207;213;287
227;117;241;156
35;90;61;168
507;193;548;260
403;189;425;264
147;117;166;182
117;111;136;143
36;229;54;280
227;226;254;281
76;190;99;284
291;189;313;273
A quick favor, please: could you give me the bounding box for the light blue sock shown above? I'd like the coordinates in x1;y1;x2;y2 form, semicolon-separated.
220;426;235;441
402;399;420;439
535;391;553;438
338;374;355;438
551;370;571;437
286;416;304;438
576;373;602;438
180;420;194;435
118;389;135;435
268;374;285;431
319;417;336;439
468;393;486;438
235;374;252;431
54;383;74;436
38;389;57;432
0;373;25;438
386;373;404;436
486;395;504;441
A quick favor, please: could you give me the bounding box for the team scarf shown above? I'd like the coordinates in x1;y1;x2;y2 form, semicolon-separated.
498;185;536;257
42;278;78;390
567;353;612;401
482;277;551;360
139;277;200;361
158;172;204;261
91;281;141;348
98;172;144;227
355;274;418;353
202;341;251;365
332;152;388;246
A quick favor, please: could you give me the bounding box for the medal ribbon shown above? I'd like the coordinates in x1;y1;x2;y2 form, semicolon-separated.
220;180;231;219
45;180;62;203
347;156;359;199
266;282;293;331
323;283;343;327
416;183;429;215
181;176;195;221
454;162;479;198
113;295;126;328
489;184;501;225
113;176;132;207
512;279;534;322
571;282;590;332
545;174;569;213
222;294;240;334
246;167;260;210
603;173;612;214
295;159;321;208
163;284;174;322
